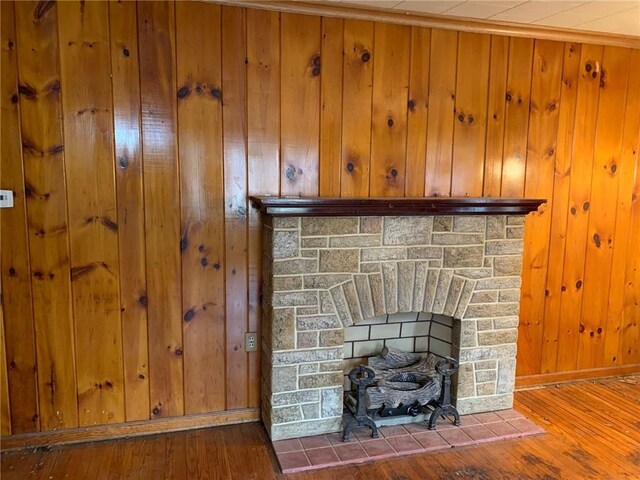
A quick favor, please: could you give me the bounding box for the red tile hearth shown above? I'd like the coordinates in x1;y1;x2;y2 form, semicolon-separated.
271;409;544;474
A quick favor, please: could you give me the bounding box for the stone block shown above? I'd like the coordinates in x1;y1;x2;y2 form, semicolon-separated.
273;230;300;258
382;262;398;314
370;323;401;339
272;366;297;392
477;319;493;331
497;358;516;394
498;290;520;303
319;291;335;314
443;275;465;317
485;240;523;255
423;269;440;313
273;291;318;308
345;325;370;341
454;319;477;348
506;226;524;239
430;322;452;341
407;246;443;259
470;291;498;303
360;217;382;234
343;280;363;323
271;417;343;441
329;235;381;247
507;216;525;226
493;256;522;277
444;246;483;268
433;216;452;232
301;217;358;236
299;372;343;389
297;315;341;331
273;258;318;275
458;344;517;362
454;363;475;398
493;316;519;329
273;218;300;229
453;216;485;233
454;279;475;320
429;260;443;268
485;216;505;240
475;370;496;383
301;237;328;248
330;285;353;327
272;390;320;406
354;275;375;320
413;262;429;312
465;303;519;319
433;233;484;245
474;360;497;370
383;217;432;245
384;337;415;351
303;274;351;290
397;262;415;312
343;342;353;358
302;403;320;420
360;262;381;273
301;249;318;258
273;308;295;351
273;276;303;292
353;339;384;357
297;332;318;349
432;269;453;314
476;277;522;290
297;306;318;316
369;273;385;317
478;329;518;346
321;388;343;418
361;247;406;261
476;382;496;396
400;322;430;337
272;405;302;424
273;348;342;366
299;363;319;374
455;394;513;415
454;268;492;279
319;329;344;347
319;361;343;372
320;249;359;273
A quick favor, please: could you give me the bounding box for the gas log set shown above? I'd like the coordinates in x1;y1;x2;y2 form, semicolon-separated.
342;347;460;441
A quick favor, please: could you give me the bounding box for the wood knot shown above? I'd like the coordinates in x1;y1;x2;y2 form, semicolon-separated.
579;323;585;333
213;262;221;270
285;166;295;180
198;244;206;252
312;66;320;77
152;407;160;416
361;51;370;63
597;327;602;334
200;257;208;267
387;117;394;128
346;162;355;172
10;94;18;104
180;237;188;252
138;373;146;380
184;309;195;322
582;201;589;211
585;62;592;72
8;267;16;276
467;115;474;125
547;148;555;157
458;113;465;123
505;92;512;102
312;55;321;67
195;85;203;94
407;99;415;111
610;164;617;174
575;279;583;289
177;85;190;99
390;168;398;178
138;295;148;306
593;232;601;248
122;48;130;57
175;348;183;357
547;102;556;111
561;285;567;291
211;87;222;100
118;156;128;169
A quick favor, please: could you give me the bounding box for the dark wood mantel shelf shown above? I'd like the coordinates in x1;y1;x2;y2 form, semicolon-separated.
249;196;545;217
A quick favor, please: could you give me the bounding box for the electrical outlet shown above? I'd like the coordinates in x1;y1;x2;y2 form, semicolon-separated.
245;332;258;352
0;190;14;208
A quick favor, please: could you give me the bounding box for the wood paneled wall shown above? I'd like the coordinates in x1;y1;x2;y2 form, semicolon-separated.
1;0;638;436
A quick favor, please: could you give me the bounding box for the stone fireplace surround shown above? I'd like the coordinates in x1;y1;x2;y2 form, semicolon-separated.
251;197;543;441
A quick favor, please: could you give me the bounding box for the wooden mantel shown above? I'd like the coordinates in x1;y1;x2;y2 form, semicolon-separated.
249;196;545;217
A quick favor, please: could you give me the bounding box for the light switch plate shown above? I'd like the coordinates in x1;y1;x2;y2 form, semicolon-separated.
0;190;14;208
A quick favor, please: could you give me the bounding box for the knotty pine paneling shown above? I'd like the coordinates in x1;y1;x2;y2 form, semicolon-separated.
1;0;638;435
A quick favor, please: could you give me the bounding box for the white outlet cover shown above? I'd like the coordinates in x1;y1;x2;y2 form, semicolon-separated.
0;190;14;208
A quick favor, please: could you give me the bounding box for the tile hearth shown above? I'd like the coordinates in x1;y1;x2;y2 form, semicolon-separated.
273;408;544;474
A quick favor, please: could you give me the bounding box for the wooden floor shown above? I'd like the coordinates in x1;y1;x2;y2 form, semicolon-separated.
2;376;639;479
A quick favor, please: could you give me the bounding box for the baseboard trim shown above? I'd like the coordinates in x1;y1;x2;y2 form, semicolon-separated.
0;408;260;453
515;365;640;390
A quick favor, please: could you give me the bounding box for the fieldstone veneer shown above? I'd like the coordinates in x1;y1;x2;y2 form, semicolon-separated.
260;213;530;441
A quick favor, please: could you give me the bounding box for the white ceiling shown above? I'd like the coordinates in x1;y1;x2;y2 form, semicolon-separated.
334;0;640;37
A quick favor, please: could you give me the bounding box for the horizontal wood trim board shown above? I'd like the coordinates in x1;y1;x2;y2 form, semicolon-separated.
515;365;640;389
250;196;545;217
217;1;640;49
0;408;260;453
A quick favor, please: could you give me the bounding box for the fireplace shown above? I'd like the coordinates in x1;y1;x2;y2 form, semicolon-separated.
251;197;543;441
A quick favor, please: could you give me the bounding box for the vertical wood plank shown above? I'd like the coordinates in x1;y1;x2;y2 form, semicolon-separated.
405;27;430;198
578;47;631;369
483;35;509;197
137;0;184;419
108;0;150;422
0;303;10;435
501;37;534;197
425;29;457;196
176;1;226;414
340;19;374;197
516;40;564;376
555;44;604;372
247;8;280;408
540;43;582;374
370;23;410;197
58;0;125;426
15;0;78;431
222;6;249;410
610;49;640;367
451;32;490;197
319;17;343;197
1;0;39;433
280;13;321;196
